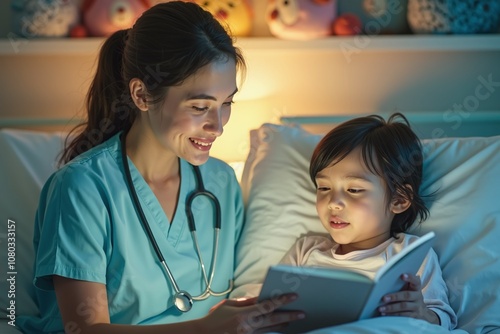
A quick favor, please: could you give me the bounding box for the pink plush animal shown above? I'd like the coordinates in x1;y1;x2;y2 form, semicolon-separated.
266;0;337;40
72;0;151;37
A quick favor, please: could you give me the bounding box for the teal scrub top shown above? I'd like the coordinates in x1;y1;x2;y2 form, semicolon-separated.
17;132;244;333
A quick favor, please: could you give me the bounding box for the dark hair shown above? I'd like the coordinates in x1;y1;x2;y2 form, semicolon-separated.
60;1;245;164
309;113;429;235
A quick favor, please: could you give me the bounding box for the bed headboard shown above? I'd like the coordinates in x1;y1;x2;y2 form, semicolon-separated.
0;118;82;133
281;111;500;139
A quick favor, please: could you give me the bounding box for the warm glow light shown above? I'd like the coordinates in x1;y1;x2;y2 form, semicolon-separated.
228;161;245;183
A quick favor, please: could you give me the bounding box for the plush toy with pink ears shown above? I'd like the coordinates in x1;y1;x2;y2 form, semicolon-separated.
71;0;151;37
266;0;337;40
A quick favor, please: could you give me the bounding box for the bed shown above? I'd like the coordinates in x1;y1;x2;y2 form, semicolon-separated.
1;116;499;333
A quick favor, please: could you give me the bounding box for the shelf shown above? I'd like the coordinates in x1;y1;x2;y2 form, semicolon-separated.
236;34;500;52
1;34;499;55
0;37;104;55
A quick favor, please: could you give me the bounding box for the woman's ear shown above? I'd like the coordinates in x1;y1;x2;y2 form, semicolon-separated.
129;78;149;111
390;184;412;214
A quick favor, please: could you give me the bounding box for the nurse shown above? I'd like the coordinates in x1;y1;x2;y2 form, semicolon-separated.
17;2;303;333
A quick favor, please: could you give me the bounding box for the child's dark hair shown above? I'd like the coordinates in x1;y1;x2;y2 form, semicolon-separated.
309;113;429;235
60;1;245;164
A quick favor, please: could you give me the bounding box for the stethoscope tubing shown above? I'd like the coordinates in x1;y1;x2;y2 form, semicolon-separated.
120;132;231;311
121;135;169;265
185;188;221;230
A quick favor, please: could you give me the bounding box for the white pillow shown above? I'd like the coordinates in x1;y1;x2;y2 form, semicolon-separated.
0;129;67;318
234;123;500;334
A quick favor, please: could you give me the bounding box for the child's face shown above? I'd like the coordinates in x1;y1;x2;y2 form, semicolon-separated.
315;146;399;254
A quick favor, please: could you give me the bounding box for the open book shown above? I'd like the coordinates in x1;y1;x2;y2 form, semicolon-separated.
257;232;436;333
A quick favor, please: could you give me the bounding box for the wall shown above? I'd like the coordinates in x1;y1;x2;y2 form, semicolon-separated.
1;1;499;162
0;1;10;38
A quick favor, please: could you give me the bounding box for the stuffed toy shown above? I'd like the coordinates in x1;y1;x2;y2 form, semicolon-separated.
266;0;337;40
11;0;80;38
193;0;253;37
332;13;363;36
336;0;410;35
407;0;500;34
71;0;151;37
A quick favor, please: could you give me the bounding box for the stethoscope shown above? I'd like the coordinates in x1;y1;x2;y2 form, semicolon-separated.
120;133;233;313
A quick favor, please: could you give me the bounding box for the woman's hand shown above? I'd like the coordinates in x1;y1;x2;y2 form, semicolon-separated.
197;294;305;334
378;273;440;325
54;276;304;334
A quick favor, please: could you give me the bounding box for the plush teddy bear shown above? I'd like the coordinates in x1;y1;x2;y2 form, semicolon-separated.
71;0;151;37
193;0;253;37
265;0;337;40
11;0;80;38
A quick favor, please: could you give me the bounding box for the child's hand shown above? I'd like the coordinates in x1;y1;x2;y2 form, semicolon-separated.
378;273;440;325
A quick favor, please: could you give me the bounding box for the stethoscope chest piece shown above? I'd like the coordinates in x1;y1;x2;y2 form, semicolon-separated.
174;291;193;312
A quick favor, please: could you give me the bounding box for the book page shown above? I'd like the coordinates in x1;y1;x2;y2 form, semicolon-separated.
359;232;435;320
375;232;436;281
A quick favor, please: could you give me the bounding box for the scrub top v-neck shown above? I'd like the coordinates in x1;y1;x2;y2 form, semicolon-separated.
125;153;191;243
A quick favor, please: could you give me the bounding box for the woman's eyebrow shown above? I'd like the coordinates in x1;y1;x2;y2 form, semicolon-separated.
187;88;238;101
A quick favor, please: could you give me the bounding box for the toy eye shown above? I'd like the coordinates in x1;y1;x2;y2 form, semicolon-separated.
227;2;235;8
276;0;299;25
110;1;134;28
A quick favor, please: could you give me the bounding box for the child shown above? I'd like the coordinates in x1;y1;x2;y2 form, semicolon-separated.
280;113;457;329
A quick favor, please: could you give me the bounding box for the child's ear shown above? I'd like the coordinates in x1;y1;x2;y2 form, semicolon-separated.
390;184;412;214
129;78;149;111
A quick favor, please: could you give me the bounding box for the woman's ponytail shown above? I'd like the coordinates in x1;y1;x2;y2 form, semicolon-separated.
60;28;136;165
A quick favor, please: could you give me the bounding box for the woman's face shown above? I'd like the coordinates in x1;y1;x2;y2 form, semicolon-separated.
145;58;237;165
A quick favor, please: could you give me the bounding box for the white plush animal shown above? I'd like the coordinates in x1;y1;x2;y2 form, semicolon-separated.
11;0;80;38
